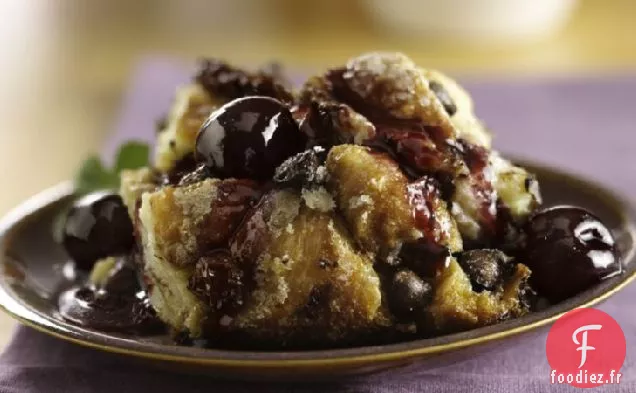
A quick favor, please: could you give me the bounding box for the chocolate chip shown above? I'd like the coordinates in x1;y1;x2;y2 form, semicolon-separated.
398;240;451;278
388;270;433;321
456;249;512;291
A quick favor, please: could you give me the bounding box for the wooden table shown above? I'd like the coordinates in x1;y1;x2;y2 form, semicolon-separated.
0;0;634;347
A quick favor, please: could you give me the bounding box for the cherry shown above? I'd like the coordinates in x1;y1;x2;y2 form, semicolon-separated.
521;206;622;303
62;192;134;271
195;96;307;180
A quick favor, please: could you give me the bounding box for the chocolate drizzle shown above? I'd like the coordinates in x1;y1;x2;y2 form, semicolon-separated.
196;179;262;252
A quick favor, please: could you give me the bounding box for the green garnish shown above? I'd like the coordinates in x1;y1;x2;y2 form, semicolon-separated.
75;141;150;195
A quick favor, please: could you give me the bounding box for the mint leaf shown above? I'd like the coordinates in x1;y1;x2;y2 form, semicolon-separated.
114;141;150;173
74;155;119;195
74;141;150;196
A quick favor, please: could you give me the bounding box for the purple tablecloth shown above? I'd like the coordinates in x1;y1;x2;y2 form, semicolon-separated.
1;59;635;392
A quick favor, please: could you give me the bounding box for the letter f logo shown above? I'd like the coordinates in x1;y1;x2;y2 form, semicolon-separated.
572;324;603;368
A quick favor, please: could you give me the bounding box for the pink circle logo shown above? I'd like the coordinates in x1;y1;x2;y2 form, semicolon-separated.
546;308;626;388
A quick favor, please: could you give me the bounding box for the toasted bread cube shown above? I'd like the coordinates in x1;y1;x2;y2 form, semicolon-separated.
137;178;260;336
422;69;492;148
490;152;542;221
229;189;390;343
326;144;462;255
155;84;222;173
138;178;260;268
429;258;531;332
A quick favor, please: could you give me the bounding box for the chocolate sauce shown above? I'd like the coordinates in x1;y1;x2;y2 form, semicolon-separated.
370;127;462;180
188;250;254;325
197;179;263;251
58;260;162;332
407;176;442;241
456;139;499;238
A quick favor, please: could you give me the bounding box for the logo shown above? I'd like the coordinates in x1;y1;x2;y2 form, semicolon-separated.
546;308;626;388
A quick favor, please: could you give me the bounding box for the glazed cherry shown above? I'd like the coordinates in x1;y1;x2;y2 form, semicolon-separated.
521;206;622;303
195;96;307;180
62;191;134;271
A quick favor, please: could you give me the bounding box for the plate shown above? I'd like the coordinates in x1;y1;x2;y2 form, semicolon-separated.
0;160;634;380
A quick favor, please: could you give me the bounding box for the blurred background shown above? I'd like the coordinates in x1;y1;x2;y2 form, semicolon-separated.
0;0;634;346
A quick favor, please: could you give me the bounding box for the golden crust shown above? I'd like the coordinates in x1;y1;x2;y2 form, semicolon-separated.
429;258;531;332
138;178;260;268
229;194;390;342
155;84;222;173
326;144;462;254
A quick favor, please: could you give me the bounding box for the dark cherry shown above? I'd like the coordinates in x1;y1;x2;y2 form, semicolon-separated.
522;206;622;303
195;96;307;180
388;269;433;321
62;192;134;271
456;249;511;292
429;81;457;116
272;146;327;188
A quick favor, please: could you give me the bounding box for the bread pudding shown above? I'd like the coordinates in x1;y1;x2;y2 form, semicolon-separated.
57;52;623;348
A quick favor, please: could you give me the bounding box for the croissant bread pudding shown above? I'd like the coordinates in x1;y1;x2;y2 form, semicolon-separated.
57;52;623;349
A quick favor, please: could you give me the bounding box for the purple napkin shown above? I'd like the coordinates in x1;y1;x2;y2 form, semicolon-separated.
1;59;635;392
